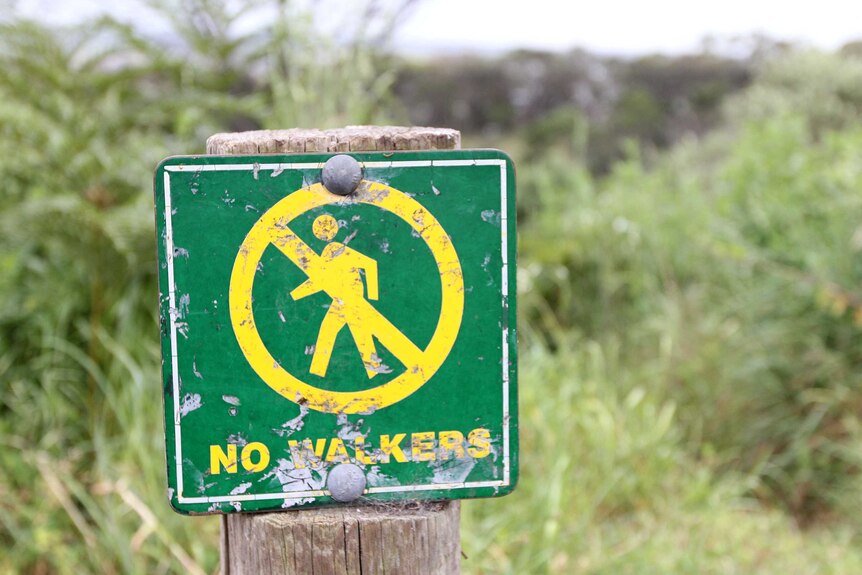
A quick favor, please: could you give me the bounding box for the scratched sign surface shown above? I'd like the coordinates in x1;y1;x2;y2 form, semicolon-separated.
154;150;517;514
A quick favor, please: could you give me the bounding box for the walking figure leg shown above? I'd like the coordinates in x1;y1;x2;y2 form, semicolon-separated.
348;323;382;379
310;307;347;377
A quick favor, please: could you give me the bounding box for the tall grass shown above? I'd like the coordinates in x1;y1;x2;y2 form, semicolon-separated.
462;339;862;574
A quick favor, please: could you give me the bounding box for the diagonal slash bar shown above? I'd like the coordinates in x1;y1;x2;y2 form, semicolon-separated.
267;224;425;370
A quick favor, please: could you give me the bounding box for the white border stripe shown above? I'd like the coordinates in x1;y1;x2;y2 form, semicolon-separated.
362;160;433;168
180;479;508;504
165;163;322;172
366;479;504;494
164;160;504;172
164;171;185;499
164;158;511;504
499;161;511;484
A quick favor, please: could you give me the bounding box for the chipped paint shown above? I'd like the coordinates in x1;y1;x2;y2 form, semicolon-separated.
222;395;241;406
230;482;252;495
176;322;189;339
226;434;248;446
342;229;358;245
432;456;476;485
178;293;191;316
275;404;310;436
336;414;364;443
281;496;315;508
180;393;202;417
480;209;501;225
365;466;401;488
192;358;203;379
265;457;326;494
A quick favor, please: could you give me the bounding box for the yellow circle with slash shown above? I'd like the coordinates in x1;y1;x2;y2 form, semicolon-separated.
229;181;464;414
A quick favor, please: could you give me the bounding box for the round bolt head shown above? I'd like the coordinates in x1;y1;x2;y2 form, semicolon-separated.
321;154;362;196
327;463;367;503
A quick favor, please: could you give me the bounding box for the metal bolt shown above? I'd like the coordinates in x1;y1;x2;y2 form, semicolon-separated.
321;154;362;196
326;463;367;502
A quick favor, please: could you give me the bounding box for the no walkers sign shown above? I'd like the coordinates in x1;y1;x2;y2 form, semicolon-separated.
154;150;518;514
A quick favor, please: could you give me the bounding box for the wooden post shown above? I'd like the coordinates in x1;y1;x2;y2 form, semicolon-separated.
208;126;462;575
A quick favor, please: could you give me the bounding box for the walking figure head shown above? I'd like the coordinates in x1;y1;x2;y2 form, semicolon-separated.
313;214;338;242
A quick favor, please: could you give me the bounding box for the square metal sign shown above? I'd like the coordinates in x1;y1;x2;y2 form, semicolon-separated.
154;149;517;514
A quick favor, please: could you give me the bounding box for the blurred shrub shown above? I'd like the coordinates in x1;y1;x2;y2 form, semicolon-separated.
518;50;862;525
521;106;589;162
726;50;862;136
397;48;752;173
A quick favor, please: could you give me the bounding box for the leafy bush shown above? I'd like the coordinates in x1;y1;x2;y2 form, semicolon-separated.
726;50;862;136
518;53;862;526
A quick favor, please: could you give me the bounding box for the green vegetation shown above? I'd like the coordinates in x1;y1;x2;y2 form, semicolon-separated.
463;51;862;572
395;47;755;173
2;3;862;573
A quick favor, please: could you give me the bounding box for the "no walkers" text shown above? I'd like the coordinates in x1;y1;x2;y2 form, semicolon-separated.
209;428;492;474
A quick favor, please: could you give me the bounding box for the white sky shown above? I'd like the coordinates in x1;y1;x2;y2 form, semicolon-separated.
14;0;862;56
393;0;862;55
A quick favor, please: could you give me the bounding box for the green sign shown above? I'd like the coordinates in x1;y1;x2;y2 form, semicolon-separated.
154;150;518;514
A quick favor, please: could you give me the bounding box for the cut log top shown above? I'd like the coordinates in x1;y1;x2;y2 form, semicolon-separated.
206;126;461;155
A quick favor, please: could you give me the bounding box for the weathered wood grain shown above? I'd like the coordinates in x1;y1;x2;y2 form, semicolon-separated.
220;503;460;575
211;126;461;575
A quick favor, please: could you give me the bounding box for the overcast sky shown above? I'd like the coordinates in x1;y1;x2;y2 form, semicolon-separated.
393;0;862;55
15;0;862;56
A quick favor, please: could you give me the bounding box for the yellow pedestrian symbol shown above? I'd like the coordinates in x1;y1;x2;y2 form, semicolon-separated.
229;180;464;414
290;214;385;379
